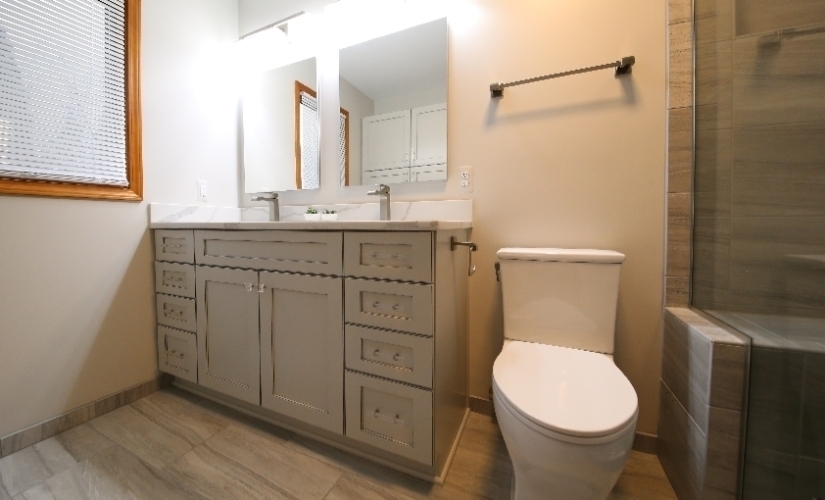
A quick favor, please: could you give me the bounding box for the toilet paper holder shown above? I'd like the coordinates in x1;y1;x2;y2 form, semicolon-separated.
450;237;478;276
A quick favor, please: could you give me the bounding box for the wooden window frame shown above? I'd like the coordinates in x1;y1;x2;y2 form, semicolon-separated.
294;80;349;189
0;0;143;201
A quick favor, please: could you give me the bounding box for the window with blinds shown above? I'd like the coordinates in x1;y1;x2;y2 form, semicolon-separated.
0;0;141;200
294;80;349;190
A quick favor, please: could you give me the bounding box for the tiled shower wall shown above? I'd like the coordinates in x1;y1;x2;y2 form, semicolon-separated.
691;0;825;315
665;0;694;308
659;2;749;499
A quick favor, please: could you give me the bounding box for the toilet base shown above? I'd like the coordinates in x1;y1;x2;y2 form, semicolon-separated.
494;388;636;500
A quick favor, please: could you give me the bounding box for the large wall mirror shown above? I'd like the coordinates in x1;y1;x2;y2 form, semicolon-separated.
340;18;448;186
243;57;320;192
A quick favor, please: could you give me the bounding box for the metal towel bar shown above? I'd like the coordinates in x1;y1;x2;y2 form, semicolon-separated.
490;56;636;98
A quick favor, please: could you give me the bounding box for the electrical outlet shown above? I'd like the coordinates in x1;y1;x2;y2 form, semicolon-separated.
459;166;473;193
197;180;208;201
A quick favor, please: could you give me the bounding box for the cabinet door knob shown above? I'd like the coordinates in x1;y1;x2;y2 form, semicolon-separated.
244;283;253;292
373;349;381;357
258;284;266;293
393;353;401;362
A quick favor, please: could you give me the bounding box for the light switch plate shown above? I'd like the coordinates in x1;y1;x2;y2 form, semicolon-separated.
197;180;208;201
459;166;473;193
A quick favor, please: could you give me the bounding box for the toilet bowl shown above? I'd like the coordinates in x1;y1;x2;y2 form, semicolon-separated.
494;248;639;500
493;341;638;500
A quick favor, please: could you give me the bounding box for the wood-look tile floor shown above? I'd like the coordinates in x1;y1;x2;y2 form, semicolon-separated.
0;389;678;500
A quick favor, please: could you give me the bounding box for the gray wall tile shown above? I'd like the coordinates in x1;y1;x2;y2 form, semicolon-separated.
658;381;706;500
668;107;694;193
669;0;692;25
742;448;798;499
746;347;804;455
662;316;712;432
704;406;742;498
795;457;825;500
801;353;825;461
709;344;745;410
736;0;825;37
694;128;731;218
729;216;825;311
669;22;694;109
667;196;692;278
666;276;691;307
695;0;733;45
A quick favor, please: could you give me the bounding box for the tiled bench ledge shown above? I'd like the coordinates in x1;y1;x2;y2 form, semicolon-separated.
658;307;749;500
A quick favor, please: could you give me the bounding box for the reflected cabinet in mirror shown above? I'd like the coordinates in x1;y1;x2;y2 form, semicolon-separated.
243;58;322;192
340;18;448;186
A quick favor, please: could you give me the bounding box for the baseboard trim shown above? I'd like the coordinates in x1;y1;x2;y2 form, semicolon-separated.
0;375;170;458
469;396;495;417
632;432;658;455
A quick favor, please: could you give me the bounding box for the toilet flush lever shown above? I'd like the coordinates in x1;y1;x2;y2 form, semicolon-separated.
451;237;478;276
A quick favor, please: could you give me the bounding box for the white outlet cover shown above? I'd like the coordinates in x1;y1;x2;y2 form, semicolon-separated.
459;166;473;193
197;180;208;201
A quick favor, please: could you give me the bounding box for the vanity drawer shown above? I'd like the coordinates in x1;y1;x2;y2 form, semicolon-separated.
345;371;433;465
155;262;196;298
156;294;196;333
345;279;433;336
154;230;195;264
157;326;197;383
345;325;433;388
344;232;432;283
195;230;343;275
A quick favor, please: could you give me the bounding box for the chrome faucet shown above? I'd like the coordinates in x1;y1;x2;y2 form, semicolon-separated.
367;184;391;221
251;192;279;221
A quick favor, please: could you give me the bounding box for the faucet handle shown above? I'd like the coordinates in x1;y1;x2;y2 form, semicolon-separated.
252;192;279;202
367;184;390;196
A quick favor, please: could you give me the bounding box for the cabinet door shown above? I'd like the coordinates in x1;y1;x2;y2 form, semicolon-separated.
260;272;344;434
362;110;411;172
196;267;260;405
410;164;446;183
411;103;446;168
362;167;409;186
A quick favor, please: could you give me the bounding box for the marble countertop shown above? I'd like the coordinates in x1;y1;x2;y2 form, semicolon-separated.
148;201;473;231
149;220;472;230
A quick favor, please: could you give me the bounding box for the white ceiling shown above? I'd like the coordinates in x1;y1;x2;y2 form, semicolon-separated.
339;18;448;101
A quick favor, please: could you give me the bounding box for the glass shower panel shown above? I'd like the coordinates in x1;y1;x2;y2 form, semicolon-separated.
692;0;825;497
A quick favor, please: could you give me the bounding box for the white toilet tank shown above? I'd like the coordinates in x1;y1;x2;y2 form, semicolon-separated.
497;248;625;355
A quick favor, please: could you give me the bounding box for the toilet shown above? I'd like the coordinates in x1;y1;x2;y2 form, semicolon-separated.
492;248;639;500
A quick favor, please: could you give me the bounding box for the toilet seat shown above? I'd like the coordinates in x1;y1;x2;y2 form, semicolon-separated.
493;341;638;442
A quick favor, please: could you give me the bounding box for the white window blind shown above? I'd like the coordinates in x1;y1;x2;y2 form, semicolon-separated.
298;90;319;190
0;0;128;186
339;112;347;186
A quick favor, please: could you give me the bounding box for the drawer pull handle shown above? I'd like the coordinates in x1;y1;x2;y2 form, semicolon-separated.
166;350;184;360
373;349;381;357
369;252;405;261
162;244;183;249
372;409;405;425
393;353;402;362
370;301;403;312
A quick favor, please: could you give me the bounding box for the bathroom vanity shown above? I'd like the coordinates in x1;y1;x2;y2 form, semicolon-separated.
151;221;471;481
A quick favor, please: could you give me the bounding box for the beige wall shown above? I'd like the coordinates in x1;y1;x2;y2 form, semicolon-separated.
251;0;668;433
0;0;240;438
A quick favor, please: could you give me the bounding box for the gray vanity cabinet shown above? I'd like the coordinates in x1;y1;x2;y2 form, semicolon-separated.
196;266;261;405
260;272;344;434
154;226;470;482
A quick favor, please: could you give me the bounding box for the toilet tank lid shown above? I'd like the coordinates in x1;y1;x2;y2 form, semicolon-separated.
497;248;625;264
